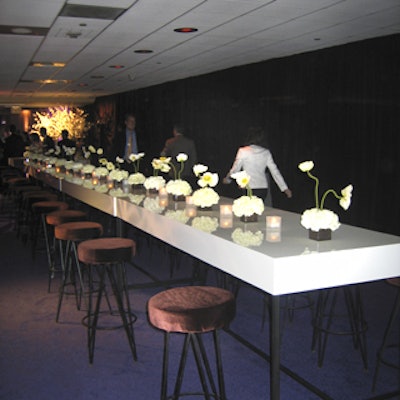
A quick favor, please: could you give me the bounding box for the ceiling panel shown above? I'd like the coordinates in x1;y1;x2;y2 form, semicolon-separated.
0;0;398;107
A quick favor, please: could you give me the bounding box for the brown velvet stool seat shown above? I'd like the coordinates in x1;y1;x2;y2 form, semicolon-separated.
77;237;137;364
45;210;88;292
54;221;103;321
148;286;236;400
30;200;69;263
372;277;400;392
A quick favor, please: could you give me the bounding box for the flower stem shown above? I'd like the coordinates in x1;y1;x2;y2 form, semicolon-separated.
320;189;341;209
307;171;320;209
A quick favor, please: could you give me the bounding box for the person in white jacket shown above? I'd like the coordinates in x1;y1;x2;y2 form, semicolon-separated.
223;126;292;202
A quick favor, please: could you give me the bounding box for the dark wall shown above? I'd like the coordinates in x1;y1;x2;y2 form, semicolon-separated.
94;34;400;235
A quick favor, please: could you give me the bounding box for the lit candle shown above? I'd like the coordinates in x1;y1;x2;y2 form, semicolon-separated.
220;204;233;216
159;187;168;197
266;230;281;243
185;205;197;217
266;215;282;229
186;196;194;205
159;197;169;207
219;204;233;228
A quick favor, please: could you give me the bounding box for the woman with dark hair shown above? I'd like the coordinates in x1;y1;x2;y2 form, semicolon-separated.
223;126;292;202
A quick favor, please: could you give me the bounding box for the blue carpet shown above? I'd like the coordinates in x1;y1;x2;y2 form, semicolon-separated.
0;194;399;400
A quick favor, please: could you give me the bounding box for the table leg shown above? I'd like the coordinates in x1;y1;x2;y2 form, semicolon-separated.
270;295;280;400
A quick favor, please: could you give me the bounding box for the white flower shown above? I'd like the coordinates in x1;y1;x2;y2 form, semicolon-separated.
231;171;251;189
144;176;166;190
95;184;108;193
55;158;67;166
232;195;264;217
109;169;128;182
231;228;263;247
298;161;314;172
198;172;219;188
193;164;208;177
176;153;188;162
71;162;83;171
191;216;218;233
128;152;145;162
106;162;115;171
93;167;109;177
82;164;95;174
116;156;124;164
192;187;220;208
301;208;340;232
88;145;96;153
339;184;353;210
109;188;128;197
166;179;192;196
82;180;94;189
97;148;103;155
127;172;146;185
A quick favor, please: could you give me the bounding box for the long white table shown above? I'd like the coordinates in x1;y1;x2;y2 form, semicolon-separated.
31;167;400;399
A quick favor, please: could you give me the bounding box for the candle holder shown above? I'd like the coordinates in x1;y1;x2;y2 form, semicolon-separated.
219;204;233;228
266;216;282;229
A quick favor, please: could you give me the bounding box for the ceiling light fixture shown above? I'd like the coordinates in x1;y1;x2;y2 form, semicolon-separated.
30;62;66;68
109;65;125;69
174;27;198;33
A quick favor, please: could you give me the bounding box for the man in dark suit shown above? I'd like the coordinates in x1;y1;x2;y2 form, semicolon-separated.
161;123;197;183
4;124;25;164
112;113;138;160
40;127;55;153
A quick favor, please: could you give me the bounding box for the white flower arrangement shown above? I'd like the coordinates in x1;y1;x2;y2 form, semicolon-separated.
144;175;166;191
165;209;190;224
231;228;264;247
108;169;129;182
127;172;146;185
128;152;145;173
192;164;220;208
82;180;94;189
128;194;145;205
82;164;95;174
191;216;218;233
143;197;165;214
93;167;109;177
94;184;108;193
231;171;264;217
71;162;83;171
151;157;171;175
55;158;67;166
166;179;192;196
298;161;353;232
109;188;128;197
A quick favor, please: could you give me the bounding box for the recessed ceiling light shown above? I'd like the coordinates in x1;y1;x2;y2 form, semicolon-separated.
11;27;33;34
174;27;198;33
134;49;153;54
109;65;125;69
30;62;65;68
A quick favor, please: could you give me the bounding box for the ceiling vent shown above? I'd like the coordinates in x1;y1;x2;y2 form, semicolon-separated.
59;4;126;20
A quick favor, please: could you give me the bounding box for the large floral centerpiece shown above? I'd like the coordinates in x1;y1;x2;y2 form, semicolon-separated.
231;171;264;222
165;153;192;199
191;164;220;209
298;161;353;240
127;152;146;186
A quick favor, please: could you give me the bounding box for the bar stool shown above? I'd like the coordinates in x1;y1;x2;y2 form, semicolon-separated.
77;237;137;363
311;285;368;368
45;210;88;292
54;221;103;320
147;286;236;400
18;191;58;241
31;200;69;261
372;277;400;392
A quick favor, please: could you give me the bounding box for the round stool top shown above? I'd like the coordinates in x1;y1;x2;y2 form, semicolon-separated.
46;209;87;226
32;201;69;214
55;221;103;242
14;186;41;194
23;192;58;204
78;237;136;264
148;286;236;334
387;277;400;288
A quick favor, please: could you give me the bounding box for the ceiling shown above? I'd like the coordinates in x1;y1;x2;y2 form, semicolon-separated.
0;0;399;109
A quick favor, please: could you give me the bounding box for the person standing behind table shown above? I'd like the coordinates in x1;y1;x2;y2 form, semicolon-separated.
58;129;76;159
160;123;198;184
39;127;55;153
112;113;139;160
223;126;292;202
3;124;25;165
